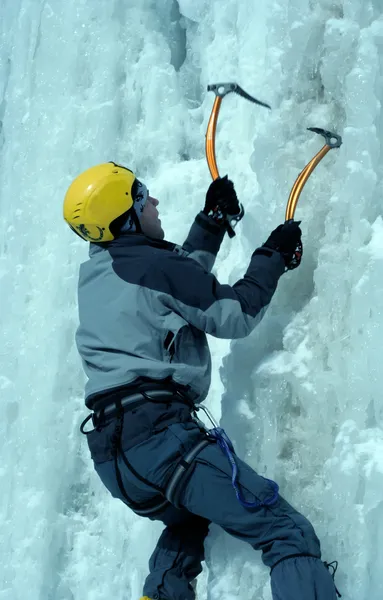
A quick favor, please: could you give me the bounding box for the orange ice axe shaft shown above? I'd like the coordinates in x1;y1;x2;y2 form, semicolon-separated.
285;127;342;221
206;83;271;181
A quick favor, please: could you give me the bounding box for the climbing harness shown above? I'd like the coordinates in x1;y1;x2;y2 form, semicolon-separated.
80;384;212;516
205;82;271;238
81;382;279;513
192;403;279;509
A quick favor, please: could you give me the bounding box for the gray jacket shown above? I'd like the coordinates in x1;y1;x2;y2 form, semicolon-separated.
76;212;285;408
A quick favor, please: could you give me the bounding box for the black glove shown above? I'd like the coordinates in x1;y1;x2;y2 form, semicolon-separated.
203;175;242;224
263;220;303;270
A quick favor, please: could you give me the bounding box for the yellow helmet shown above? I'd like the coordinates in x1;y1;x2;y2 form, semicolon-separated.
63;162;141;242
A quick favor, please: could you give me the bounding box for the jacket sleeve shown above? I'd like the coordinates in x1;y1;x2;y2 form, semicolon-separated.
181;212;226;272
154;246;285;339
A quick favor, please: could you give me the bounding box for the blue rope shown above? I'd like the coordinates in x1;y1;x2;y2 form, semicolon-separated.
208;427;279;509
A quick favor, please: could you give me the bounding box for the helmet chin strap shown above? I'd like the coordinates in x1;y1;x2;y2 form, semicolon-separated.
120;179;148;235
120;207;143;234
130;207;142;233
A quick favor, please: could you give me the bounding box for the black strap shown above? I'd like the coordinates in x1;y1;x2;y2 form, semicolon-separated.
80;413;94;435
109;410;213;516
91;379;195;420
110;409;167;515
324;561;342;598
130;207;142;233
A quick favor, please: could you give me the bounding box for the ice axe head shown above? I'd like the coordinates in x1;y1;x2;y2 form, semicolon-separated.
307;127;342;149
207;83;272;109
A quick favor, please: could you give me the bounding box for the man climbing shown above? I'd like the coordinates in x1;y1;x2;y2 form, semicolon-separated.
64;161;339;600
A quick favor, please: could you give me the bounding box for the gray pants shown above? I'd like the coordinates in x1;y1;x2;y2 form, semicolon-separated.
90;419;337;600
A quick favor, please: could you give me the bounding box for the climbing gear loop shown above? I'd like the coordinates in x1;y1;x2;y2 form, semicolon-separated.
80;413;94;434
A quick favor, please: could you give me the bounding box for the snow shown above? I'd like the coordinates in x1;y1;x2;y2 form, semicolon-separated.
0;0;382;599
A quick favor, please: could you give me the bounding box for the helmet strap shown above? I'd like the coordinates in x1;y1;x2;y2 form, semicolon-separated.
130;207;142;233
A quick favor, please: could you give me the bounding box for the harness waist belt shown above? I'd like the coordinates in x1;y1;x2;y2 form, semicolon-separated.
94;388;177;421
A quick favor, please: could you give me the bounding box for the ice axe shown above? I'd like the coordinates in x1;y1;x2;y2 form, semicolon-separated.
285;127;342;221
284;127;342;269
205;82;271;237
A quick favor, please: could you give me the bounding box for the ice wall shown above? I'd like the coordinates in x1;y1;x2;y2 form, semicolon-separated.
0;1;382;599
